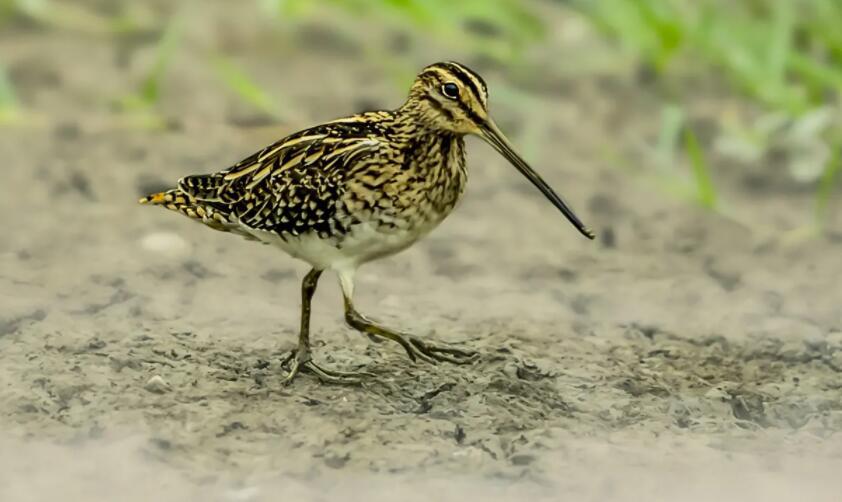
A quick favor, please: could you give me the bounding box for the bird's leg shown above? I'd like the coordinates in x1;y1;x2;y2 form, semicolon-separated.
282;268;373;385
338;270;478;365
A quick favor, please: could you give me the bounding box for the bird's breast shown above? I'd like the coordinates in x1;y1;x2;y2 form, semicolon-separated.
347;133;468;230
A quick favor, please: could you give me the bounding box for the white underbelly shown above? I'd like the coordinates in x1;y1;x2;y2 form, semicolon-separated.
242;221;434;270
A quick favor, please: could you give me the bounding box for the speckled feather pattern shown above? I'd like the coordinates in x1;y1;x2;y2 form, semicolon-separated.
142;109;468;267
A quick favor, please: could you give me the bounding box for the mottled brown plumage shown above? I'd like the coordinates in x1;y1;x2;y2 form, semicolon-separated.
140;61;593;384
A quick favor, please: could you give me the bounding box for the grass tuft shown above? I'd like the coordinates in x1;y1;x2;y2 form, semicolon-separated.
577;0;842;226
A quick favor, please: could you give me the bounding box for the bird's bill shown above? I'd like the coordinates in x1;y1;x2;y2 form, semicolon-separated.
479;118;595;240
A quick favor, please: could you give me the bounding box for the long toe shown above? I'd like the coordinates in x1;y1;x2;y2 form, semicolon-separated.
400;340;439;365
408;337;479;365
303;361;373;385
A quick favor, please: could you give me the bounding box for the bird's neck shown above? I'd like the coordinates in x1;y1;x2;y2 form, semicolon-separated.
406;129;468;214
389;107;468;190
397;94;454;133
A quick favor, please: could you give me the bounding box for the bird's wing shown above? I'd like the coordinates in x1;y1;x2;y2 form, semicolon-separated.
177;120;384;235
178;123;381;204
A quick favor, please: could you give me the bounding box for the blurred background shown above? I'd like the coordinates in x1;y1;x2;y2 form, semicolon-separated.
1;0;840;235
2;1;842;501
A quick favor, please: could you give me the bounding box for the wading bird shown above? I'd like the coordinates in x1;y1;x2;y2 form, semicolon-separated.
140;61;594;384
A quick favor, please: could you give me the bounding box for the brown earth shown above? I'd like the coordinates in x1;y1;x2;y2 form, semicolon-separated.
1;2;841;501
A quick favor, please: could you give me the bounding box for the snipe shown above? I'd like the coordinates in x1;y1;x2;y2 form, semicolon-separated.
140;61;594;384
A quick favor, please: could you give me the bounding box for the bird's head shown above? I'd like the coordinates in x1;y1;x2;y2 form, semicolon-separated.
405;61;490;135
404;61;595;240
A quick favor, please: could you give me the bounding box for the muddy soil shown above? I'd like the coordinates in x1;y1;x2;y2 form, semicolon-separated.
1;2;841;501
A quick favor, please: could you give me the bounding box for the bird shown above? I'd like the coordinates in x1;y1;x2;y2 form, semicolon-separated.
139;61;595;385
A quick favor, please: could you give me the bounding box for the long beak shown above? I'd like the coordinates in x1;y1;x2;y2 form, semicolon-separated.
479;118;595;240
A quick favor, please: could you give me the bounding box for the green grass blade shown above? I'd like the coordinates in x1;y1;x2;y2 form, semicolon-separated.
655;104;685;166
789;51;842;92
684;127;717;210
139;10;187;105
634;0;683;69
209;55;284;120
0;63;19;123
0;64;16;109
768;0;794;84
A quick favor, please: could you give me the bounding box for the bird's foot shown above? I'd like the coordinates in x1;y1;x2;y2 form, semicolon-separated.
280;349;374;385
345;308;478;365
401;336;479;365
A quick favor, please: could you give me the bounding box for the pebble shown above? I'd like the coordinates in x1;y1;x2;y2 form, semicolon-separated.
140;232;190;257
144;375;172;394
830;352;842;371
827;331;842;351
704;387;731;401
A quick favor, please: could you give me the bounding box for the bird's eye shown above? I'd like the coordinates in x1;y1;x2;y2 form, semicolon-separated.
441;83;459;99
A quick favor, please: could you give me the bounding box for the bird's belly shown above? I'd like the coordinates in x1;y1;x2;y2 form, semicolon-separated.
340;223;425;263
242;219;438;270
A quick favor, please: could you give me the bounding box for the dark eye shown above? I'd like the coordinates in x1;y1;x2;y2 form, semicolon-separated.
441;83;459;99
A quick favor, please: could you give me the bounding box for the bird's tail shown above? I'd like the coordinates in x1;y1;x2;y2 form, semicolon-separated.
138;188;183;206
138;188;244;236
138;188;208;221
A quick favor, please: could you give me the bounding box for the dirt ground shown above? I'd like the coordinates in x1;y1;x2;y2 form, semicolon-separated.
1;2;841;501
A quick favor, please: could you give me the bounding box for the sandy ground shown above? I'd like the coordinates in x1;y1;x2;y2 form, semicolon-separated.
1;2;842;501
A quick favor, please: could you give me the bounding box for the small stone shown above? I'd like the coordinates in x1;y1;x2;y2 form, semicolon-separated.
704;387;730;401
144;375;171;394
140;232;190;257
454;424;466;444
827;331;842;351
324;453;350;469
222;486;261;502
830;352;842;371
86;338;107;351
510;454;535;466
501;362;519;379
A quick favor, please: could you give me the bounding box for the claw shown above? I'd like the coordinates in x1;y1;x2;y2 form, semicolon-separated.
281;349;371;385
